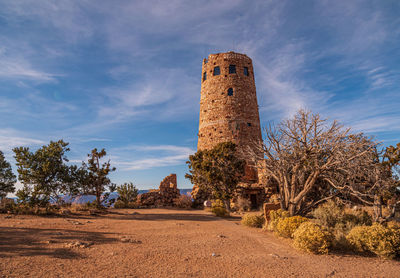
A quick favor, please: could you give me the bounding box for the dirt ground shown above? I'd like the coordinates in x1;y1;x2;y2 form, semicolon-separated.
1;209;399;278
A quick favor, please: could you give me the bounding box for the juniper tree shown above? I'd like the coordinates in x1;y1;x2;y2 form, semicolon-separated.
13;140;75;206
0;150;16;199
81;148;116;208
186;142;245;210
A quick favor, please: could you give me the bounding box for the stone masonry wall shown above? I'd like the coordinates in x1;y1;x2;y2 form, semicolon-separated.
138;174;180;207
159;173;177;191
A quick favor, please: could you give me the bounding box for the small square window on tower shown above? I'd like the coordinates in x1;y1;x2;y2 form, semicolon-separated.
227;88;233;96
203;72;207;81
244;67;249;76
247;122;252;126
229;65;236;74
213;66;220;76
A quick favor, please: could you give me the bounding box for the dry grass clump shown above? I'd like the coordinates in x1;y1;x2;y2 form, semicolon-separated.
293;222;334;254
241;213;264;228
114;200;139;209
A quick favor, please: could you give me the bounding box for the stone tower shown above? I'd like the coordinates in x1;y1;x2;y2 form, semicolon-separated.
197;51;263;182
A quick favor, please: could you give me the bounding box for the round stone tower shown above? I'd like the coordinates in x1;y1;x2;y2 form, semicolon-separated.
197;51;263;182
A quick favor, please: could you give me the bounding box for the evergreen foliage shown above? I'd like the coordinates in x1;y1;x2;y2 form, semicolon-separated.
0;150;16;198
186;142;245;210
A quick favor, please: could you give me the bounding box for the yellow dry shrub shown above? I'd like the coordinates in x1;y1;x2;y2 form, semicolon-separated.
211;199;229;217
346;223;400;259
275;216;309;238
293;222;334;254
267;209;290;231
387;221;400;230
241;213;265;228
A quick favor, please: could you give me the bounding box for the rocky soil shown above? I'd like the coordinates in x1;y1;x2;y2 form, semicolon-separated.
1;209;399;277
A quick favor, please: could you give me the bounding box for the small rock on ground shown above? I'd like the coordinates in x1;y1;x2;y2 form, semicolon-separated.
64;241;93;248
119;236;142;244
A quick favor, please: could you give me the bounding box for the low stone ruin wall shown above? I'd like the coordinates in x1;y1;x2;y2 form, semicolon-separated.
137;174;181;207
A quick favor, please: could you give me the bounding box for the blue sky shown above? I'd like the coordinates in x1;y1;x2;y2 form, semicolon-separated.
1;0;399;194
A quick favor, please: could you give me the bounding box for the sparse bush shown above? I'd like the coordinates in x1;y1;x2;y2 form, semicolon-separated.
293;222;334;254
174;194;193;209
267;209;289;231
330;222;356;250
343;210;372;226
311;200;345;228
346;224;400;259
236;197;251;212
275;216;309;238
312;200;372;228
311;201;373;251
70;203;89;212
70;201;98;212
211;199;229;217
241;213;264;228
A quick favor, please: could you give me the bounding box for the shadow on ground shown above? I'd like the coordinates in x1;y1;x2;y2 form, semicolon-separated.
0;226;117;259
107;210;241;222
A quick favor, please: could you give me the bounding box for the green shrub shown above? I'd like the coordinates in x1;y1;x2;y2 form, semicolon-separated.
267;209;289;231
116;182;139;208
241;213;265;228
275;216;309;238
293;222;334;254
346;224;400;259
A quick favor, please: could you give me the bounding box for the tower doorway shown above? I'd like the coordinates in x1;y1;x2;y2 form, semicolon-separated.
250;194;258;210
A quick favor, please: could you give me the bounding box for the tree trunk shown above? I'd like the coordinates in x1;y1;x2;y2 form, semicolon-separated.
96;185;101;208
288;202;296;216
373;195;383;222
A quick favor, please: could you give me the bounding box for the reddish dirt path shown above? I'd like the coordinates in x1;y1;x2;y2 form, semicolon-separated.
1;209;399;277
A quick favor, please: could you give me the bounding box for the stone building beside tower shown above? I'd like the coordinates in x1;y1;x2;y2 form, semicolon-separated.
192;51;270;209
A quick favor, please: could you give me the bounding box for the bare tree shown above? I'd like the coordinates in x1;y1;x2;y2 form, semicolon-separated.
258;110;393;217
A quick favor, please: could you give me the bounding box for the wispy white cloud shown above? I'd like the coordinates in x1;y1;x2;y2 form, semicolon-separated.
117;154;190;170
0;1;93;43
0;129;45;158
98;68;199;124
254;43;334;119
0;51;56;82
111;144;194;170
